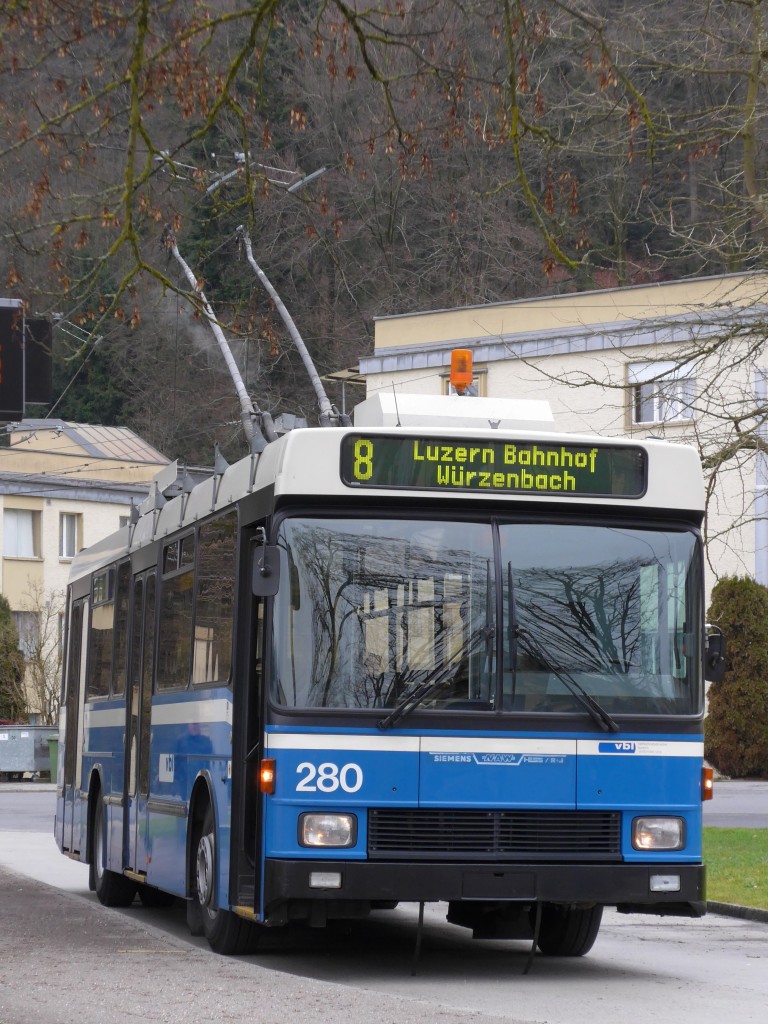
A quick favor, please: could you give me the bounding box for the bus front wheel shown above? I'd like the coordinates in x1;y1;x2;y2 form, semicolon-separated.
534;903;603;957
192;804;260;955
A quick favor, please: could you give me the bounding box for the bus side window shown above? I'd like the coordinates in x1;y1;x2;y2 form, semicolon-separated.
157;536;194;691
109;561;131;697
192;512;236;686
86;569;115;699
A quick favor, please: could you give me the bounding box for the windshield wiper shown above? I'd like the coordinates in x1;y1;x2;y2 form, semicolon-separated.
377;626;494;730
516;627;620;733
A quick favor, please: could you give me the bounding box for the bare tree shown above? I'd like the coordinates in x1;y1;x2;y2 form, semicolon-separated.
3;0;768;491
17;583;66;726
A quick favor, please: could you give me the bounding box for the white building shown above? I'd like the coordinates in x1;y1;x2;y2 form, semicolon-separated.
360;271;768;600
0;420;169;721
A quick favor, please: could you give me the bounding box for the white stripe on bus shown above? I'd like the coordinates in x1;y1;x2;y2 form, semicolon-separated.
265;734;573;755
266;734;703;758
85;699;233;729
84;708;125;729
151;699;232;726
266;733;420;753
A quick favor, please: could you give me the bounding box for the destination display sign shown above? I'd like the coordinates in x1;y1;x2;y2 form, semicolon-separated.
340;434;647;498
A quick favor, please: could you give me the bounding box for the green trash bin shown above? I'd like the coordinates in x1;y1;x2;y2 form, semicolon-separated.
46;735;59;782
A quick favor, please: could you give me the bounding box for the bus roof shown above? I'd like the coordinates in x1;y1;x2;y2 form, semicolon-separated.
67;422;704;586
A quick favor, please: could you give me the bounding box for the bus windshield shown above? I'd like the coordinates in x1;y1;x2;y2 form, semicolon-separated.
270;516;702;717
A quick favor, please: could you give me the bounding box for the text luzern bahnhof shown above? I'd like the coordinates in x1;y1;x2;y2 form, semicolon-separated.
340;435;647;497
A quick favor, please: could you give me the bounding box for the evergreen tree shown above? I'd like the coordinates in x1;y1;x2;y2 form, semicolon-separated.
0;595;26;723
705;577;768;779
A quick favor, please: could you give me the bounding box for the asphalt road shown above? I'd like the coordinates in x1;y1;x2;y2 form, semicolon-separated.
703;778;768;828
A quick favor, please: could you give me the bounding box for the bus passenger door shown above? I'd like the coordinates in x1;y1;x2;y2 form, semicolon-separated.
59;596;88;854
125;571;156;876
229;531;268;916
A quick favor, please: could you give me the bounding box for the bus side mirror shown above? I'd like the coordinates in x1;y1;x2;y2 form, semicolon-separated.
704;627;726;683
252;529;280;597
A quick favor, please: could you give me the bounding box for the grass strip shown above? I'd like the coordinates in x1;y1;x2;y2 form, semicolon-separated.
704;827;768;911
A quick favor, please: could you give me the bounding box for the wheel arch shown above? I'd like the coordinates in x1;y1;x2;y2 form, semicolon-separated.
85;765;106;867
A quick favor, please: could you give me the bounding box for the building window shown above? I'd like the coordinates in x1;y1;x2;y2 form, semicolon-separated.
59;512;81;559
628;362;696;425
3;509;41;558
12;611;39;658
440;369;487;396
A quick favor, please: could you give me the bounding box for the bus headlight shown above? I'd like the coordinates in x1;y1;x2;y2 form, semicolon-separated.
299;813;357;848
632;816;685;851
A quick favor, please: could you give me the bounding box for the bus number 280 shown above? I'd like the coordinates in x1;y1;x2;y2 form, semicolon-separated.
295;762;364;793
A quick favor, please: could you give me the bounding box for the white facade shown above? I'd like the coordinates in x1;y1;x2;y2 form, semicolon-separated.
361;271;768;603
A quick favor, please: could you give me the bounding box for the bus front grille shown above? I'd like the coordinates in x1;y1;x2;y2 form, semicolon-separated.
368;809;622;861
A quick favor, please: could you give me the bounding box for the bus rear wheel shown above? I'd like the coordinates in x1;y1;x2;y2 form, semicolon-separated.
534;903;603;957
192;804;260;955
92;792;137;908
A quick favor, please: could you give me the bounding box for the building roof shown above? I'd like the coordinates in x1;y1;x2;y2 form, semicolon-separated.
363;271;768;378
0;468;153;505
372;270;768;347
8;420;168;465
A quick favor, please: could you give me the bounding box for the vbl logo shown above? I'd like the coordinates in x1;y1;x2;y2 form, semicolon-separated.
598;741;637;753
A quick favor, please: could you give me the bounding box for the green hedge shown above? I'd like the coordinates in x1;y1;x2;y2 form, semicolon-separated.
705;577;768;779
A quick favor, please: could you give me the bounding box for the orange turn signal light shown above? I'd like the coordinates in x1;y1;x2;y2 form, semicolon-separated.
702;766;714;801
260;758;276;794
450;349;473;394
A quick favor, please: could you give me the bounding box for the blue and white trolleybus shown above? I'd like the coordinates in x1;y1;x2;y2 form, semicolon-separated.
55;387;722;958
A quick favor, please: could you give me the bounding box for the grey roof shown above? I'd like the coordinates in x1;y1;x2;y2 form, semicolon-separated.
13;420;169;464
0;469;152;505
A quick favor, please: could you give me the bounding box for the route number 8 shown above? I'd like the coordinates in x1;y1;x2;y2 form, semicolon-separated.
353;439;374;481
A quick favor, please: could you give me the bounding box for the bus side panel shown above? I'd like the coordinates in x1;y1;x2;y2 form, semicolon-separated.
144;691;233;898
83;701;126;871
145;806;188;895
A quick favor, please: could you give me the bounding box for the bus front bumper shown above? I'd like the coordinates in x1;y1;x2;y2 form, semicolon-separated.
263;859;706;918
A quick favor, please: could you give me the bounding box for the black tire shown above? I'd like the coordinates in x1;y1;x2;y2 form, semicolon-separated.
186;894;205;936
92;793;137;908
534;903;603;957
138;883;176;908
192;803;260;955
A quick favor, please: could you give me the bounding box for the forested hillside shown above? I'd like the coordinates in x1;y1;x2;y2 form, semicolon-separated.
1;1;767;463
